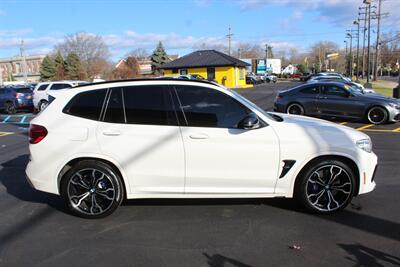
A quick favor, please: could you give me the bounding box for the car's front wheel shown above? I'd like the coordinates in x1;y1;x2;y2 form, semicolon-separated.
39;100;48;112
367;106;388;125
61;160;124;218
295;159;356;214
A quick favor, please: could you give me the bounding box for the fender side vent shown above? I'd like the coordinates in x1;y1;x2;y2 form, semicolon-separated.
279;160;296;178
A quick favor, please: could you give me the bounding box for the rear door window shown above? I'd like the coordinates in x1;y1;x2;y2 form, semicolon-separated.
323;85;348;97
300;86;319;95
63;89;107;120
123;85;177;126
103;88;125;124
50;83;72;90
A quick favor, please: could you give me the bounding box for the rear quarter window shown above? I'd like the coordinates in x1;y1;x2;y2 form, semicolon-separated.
50;83;72;90
37;84;49;91
63;89;107;120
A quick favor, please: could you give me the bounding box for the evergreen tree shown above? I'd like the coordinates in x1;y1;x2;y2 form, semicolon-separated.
150;41;170;74
54;51;66;80
65;52;86;80
40;55;56;81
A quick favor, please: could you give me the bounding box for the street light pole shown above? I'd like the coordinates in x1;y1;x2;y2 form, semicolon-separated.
353;20;361;82
373;0;382;81
347;33;353;78
359;6;368;79
344;40;348;75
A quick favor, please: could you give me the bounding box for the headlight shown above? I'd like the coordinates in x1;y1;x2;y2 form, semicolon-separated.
388;102;400;109
356;139;372;153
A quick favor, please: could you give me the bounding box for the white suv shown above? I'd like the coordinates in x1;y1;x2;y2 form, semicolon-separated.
26;79;377;218
33;80;88;111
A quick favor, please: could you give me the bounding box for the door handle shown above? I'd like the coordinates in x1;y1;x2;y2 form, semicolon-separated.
102;130;121;136
189;133;209;139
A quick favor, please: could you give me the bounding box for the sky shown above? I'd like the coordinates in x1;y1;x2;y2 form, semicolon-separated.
0;0;399;61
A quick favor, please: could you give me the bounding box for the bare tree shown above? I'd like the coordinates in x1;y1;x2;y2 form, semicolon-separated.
111;57;140;80
56;32;111;79
125;48;149;60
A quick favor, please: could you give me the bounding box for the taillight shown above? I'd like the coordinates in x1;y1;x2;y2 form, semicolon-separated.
29;124;48;144
16;93;24;98
276;95;283;100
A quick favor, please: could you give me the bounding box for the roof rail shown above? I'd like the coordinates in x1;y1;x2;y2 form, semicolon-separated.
75;77;220;88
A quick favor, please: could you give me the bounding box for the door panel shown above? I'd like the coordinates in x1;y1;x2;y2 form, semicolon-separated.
297;86;320;115
318;85;364;118
96;85;185;194
181;126;280;193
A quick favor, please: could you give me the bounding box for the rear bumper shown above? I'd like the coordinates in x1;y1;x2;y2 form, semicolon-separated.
25;159;59;195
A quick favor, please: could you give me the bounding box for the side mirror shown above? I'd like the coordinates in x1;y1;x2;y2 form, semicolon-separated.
238;113;260;130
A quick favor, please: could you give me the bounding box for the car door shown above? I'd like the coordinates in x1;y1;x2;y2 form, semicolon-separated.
96;85;185;195
318;84;363;118
172;85;280;194
297;85;320;116
0;88;5;109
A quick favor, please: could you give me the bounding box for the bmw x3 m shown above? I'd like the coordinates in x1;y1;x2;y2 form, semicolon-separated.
26;79;377;218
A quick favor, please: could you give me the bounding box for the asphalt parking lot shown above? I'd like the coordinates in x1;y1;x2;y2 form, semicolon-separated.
0;81;399;267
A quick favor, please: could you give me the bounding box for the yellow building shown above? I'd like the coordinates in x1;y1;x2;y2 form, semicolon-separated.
159;50;251;88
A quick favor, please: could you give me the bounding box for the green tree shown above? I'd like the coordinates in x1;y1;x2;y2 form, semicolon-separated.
54;51;66;80
150;41;170;75
40;55;56;81
65;52;86;80
297;63;307;74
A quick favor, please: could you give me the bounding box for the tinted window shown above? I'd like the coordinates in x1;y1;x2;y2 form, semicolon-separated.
64;89;107;120
50;83;71;90
174;85;250;128
123;85;176;126
37;84;49;91
104;88;125;123
323;85;348;97
300;86;319;94
15;88;32;93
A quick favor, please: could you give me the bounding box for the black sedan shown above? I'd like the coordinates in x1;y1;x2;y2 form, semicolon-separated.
273;81;400;124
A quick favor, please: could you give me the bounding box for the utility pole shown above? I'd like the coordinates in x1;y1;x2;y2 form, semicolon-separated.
344;40;348;75
359;6;368;79
226;25;233;56
237;48;241;59
353;20;361;81
265;43;268;73
372;0;388;81
20;40;28;84
364;0;372;88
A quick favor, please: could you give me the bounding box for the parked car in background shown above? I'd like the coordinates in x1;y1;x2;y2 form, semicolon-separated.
274;81;400;124
291;73;302;79
300;73;315;81
26;78;377;218
316;72;351;82
0;86;34;114
246;72;262;85
265;74;277;83
178;74;206;80
33;80;88;111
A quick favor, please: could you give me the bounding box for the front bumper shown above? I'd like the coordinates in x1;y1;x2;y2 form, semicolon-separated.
357;151;378;195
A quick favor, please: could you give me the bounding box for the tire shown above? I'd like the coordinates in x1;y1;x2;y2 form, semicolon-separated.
61;160;124;219
39;100;49;112
4;101;16;114
266;79;271;83
367;106;388;125
286;103;304;115
295;159;356;214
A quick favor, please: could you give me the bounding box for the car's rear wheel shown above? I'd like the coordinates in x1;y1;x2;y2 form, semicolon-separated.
4;101;16;114
295;159;355;214
286;103;304;115
61;160;124;219
367;106;388;125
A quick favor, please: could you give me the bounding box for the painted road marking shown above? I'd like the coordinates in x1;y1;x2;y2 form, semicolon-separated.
339;122;348;125
356;124;374;131
394;127;400;132
0;132;13;137
363;129;400;133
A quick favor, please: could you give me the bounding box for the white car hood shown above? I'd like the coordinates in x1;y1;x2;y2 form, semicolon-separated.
268;112;369;156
